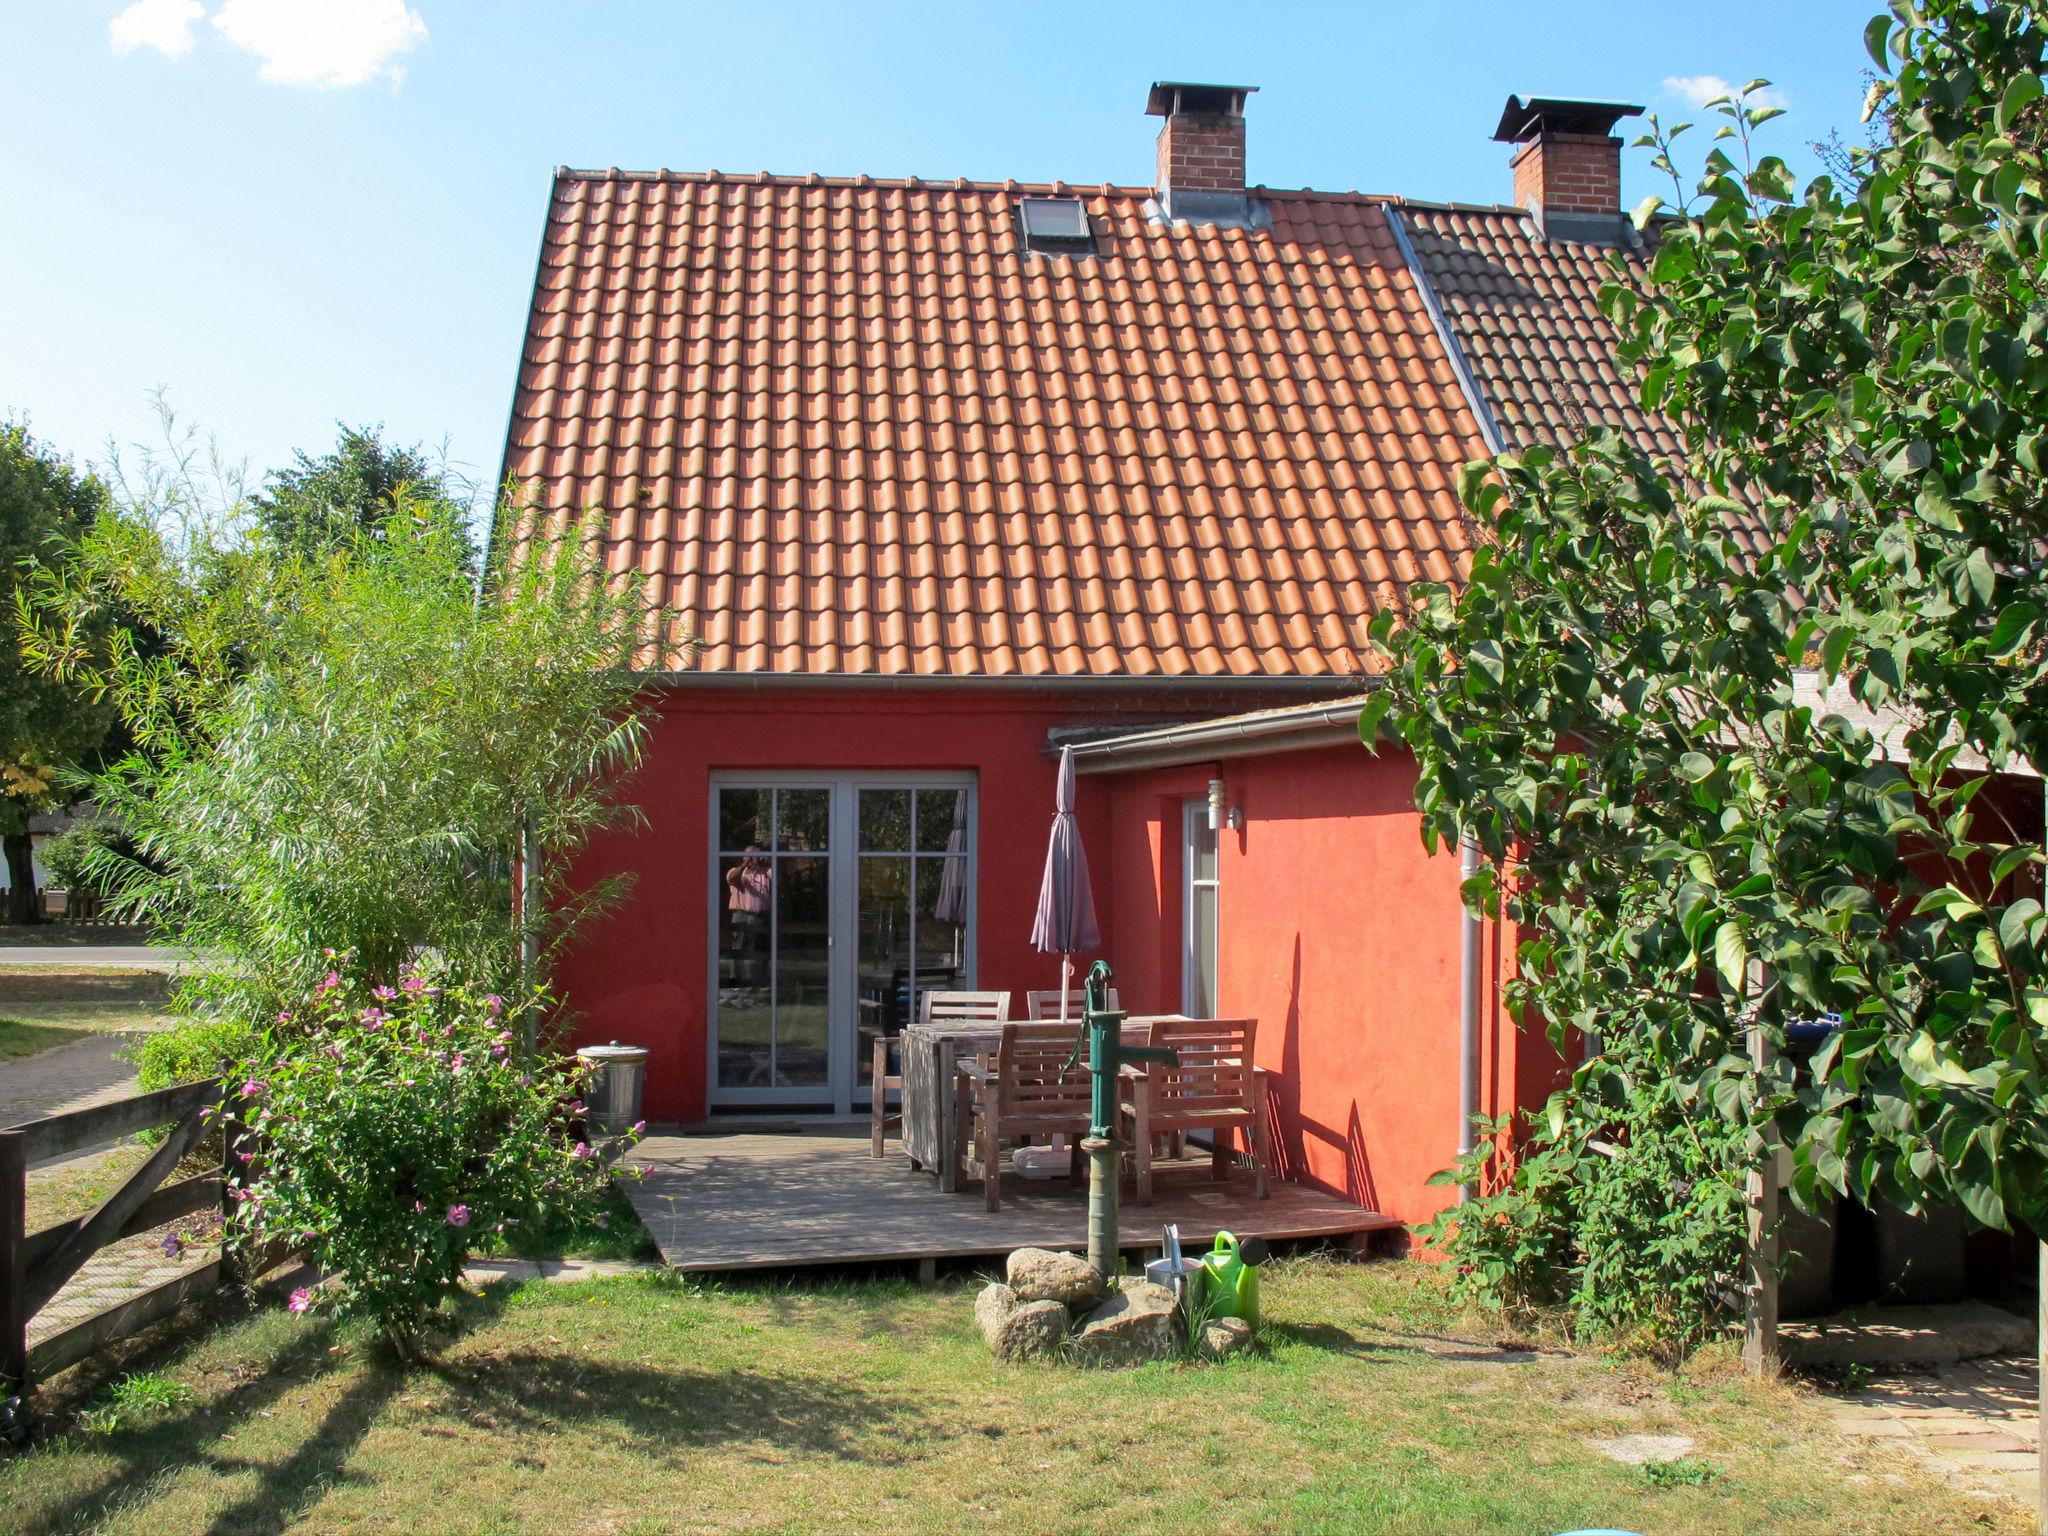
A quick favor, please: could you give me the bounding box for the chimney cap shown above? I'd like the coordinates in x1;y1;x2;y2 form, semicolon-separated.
1146;81;1257;118
1492;94;1643;143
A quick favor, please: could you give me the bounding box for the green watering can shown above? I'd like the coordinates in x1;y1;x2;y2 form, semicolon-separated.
1194;1231;1266;1329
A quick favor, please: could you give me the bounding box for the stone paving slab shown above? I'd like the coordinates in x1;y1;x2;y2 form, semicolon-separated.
1821;1353;2039;1510
1785;1299;2035;1367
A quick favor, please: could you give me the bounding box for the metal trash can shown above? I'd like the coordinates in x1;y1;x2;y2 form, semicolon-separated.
575;1042;649;1137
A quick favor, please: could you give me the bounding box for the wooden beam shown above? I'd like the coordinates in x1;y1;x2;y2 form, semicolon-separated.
0;1132;25;1406
21;1175;221;1275
24;1100;214;1317
10;1080;219;1167
26;1260;221;1383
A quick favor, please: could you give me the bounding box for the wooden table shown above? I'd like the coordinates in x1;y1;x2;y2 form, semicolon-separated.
899;1017;1165;1193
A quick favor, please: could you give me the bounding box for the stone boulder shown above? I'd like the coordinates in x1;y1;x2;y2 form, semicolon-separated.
990;1300;1069;1362
1069;1280;1181;1366
1005;1247;1108;1309
1198;1316;1254;1360
975;1282;1019;1343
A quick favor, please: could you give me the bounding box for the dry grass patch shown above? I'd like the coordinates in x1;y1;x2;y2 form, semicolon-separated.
0;969;172;1037
0;1258;2030;1536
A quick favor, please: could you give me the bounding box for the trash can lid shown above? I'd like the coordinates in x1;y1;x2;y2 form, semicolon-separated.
576;1042;649;1063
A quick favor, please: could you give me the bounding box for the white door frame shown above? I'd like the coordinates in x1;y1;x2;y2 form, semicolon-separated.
1181;797;1219;1017
707;771;978;1113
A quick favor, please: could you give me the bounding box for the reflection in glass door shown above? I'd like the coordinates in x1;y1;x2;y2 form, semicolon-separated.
714;786;834;1096
711;775;975;1111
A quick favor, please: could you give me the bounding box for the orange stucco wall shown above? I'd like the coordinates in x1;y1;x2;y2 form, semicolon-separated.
552;684;1293;1122
1099;744;1552;1227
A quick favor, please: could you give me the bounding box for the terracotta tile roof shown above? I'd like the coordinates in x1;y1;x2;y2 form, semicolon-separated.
1394;203;1680;461
502;171;1492;678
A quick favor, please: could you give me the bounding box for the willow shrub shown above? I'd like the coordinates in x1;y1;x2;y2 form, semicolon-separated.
21;472;675;1023
229;957;638;1353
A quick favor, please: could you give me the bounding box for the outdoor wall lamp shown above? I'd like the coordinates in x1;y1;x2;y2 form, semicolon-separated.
1206;777;1242;833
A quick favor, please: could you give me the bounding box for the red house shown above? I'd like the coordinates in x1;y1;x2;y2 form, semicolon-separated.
500;86;1662;1228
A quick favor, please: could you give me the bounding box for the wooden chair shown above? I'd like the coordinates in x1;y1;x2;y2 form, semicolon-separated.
1023;986;1118;1022
921;990;1011;1026
869;990;1011;1158
1121;1016;1270;1204
953;1021;1092;1211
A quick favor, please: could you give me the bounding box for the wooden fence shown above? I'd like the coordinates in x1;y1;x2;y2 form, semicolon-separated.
1;1079;238;1420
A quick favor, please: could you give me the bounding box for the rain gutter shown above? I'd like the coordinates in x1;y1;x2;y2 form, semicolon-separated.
1063;695;1375;774
635;671;1362;697
1457;833;1482;1203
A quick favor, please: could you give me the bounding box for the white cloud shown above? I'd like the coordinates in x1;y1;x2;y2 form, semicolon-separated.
109;0;206;57
1662;74;1790;113
211;0;427;89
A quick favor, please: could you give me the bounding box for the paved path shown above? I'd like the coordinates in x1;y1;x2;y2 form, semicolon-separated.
1823;1354;2039;1509
0;1030;145;1134
0;943;188;969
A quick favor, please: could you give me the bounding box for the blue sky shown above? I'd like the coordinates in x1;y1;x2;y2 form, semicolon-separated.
3;0;1882;504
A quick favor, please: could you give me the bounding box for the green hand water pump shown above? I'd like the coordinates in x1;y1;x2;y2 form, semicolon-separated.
1066;959;1178;1278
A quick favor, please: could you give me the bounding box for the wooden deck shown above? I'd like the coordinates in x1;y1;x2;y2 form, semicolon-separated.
627;1127;1402;1273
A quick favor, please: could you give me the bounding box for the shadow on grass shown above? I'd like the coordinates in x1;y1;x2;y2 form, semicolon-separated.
12;1281;933;1535
1266;1319;1554;1366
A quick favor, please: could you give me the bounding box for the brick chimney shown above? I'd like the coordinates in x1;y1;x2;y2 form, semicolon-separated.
1146;81;1257;223
1492;95;1644;242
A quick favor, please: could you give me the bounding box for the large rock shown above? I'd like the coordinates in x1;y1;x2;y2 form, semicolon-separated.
1070;1280;1182;1366
989;1299;1069;1362
975;1282;1019;1344
1198;1316;1254;1360
1005;1247;1108;1309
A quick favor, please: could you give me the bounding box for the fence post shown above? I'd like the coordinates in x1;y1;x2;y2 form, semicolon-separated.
217;1086;243;1290
1;1129;30;1439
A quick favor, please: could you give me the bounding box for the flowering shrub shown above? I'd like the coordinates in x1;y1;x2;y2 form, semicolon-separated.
226;956;638;1354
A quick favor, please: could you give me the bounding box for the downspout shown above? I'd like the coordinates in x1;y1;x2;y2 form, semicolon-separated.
1457;833;1482;1202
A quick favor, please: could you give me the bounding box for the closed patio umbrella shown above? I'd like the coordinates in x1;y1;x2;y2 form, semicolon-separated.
1030;744;1100;1029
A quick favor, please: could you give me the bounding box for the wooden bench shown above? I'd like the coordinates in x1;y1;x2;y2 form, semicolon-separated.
1121;1016;1270;1204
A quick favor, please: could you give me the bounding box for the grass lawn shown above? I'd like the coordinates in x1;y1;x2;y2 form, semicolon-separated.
0;1016;94;1062
2;1258;2026;1536
0;969;172;1041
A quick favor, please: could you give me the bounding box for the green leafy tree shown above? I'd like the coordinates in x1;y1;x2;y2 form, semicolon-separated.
0;424;116;924
251;423;475;569
1369;0;2048;1345
21;447;673;1023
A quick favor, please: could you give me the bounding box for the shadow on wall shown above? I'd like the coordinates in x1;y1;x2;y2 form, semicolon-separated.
1268;933;1381;1211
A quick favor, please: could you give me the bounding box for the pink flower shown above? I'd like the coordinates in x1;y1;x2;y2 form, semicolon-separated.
446;1204;470;1228
288;1287;314;1314
372;985;397;1001
449;1053;465;1072
568;1100;588;1117
318;971;341;992
572;1141;593;1161
485;993;504;1015
413;1200;426;1213
629;1120;646;1137
161;1231;183;1259
636;1163;655;1179
490;1043;508;1060
239;1079;265;1100
401;975;428;995
360;1007;384;1025
276;1010;293;1024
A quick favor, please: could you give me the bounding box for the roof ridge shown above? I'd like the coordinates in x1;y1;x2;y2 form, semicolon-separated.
551;166;1418;205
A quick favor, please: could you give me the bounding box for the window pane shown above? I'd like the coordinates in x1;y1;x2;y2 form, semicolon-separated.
1190;813;1218;883
719;788;769;853
715;854;773;1087
859;789;913;853
1190;885;1218;1018
773;855;831;1086
777;788;831;853
913;857;968;1022
857;856;913;1083
916;788;969;854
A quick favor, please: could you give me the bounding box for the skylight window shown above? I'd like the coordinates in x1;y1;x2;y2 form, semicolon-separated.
1017;197;1096;255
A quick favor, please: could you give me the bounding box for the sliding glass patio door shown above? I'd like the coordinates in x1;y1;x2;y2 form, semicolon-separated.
710;774;976;1112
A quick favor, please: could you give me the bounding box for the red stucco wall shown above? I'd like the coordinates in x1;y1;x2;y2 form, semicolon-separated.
552;684;1276;1122
1100;744;1551;1226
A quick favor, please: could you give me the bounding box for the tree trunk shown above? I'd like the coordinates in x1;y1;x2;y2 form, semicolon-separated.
2;830;39;927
